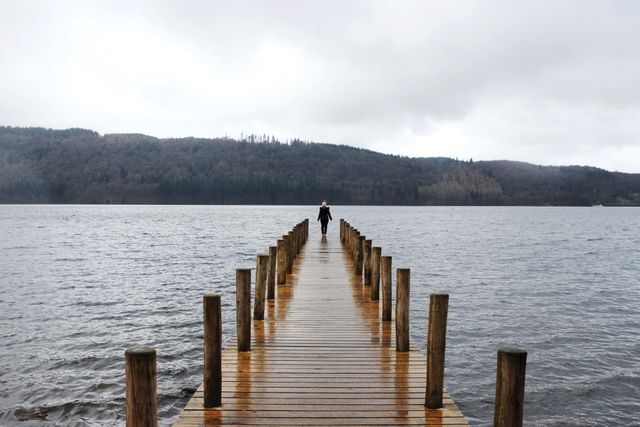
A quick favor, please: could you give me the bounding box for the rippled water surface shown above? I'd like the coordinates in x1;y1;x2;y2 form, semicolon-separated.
1;205;639;426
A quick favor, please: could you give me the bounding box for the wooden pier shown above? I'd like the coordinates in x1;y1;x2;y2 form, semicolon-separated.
171;220;469;426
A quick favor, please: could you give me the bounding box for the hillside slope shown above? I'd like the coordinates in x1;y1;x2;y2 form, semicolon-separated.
1;126;639;205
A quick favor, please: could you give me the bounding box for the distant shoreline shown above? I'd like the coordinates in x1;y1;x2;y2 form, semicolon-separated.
2;126;640;206
2;202;639;207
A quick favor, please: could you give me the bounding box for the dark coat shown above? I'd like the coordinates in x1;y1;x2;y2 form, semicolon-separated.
318;206;332;222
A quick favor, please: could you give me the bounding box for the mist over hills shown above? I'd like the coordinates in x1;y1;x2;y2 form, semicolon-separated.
1;126;639;206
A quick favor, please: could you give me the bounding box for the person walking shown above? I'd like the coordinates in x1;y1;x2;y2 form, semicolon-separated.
317;200;332;236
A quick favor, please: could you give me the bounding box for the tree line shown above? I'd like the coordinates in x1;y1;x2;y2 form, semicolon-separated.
1;126;639;206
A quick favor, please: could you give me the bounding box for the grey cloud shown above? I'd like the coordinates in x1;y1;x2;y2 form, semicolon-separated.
1;0;639;171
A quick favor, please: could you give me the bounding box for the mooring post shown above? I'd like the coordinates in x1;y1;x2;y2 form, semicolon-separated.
356;235;365;276
299;223;304;250
363;239;372;286
267;246;277;299
396;268;410;351
381;256;392;320
254;255;269;320
351;229;357;257
236;268;251;351
276;239;287;285
352;230;359;264
125;347;157;427
287;231;294;274
345;223;350;247
344;221;348;245
371;247;381;301
494;349;527;427
425;293;449;409
203;294;222;408
293;225;300;255
345;223;350;248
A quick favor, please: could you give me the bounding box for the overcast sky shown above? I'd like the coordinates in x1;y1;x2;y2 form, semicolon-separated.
1;1;639;172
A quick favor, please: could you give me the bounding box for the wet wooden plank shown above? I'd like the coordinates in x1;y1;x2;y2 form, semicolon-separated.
173;234;468;426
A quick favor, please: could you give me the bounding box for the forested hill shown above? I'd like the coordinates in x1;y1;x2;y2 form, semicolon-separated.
1;126;640;206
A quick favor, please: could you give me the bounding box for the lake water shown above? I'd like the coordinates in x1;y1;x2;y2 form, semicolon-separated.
1;205;639;426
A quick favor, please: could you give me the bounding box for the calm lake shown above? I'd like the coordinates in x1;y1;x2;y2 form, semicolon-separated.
1;205;639;426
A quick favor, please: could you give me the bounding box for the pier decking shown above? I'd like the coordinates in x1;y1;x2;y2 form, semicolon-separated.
173;230;469;426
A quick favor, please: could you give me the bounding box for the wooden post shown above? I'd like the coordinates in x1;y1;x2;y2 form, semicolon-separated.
287;231;294;274
267;246;277;299
494;349;527;427
351;230;358;263
345;224;351;248
363;239;372;286
381;256;392;320
396;268;410;352
277;238;287;285
298;224;303;251
299;223;304;250
236;268;251;352
355;235;365;276
345;222;349;245
125;347;157;427
293;226;299;256
304;219;308;241
254;255;269;320
340;219;344;242
371;247;381;301
349;228;355;255
425;293;449;409
203;294;222;408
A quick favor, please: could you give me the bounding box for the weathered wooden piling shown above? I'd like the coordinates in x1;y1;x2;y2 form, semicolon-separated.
236;268;251;351
203;294;222;408
267;246;277;299
355;235;365;276
396;268;410;352
350;228;356;259
425;293;449;409
371;246;381;301
351;229;359;264
352;229;358;259
254;255;269;320
297;224;303;252
363;239;372;286
277;238;286;285
293;226;300;256
286;231;294;274
494;348;527;427
381;256;392;320
125;347;157;427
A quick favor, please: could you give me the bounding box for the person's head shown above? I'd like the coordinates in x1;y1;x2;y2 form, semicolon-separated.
322;200;327;207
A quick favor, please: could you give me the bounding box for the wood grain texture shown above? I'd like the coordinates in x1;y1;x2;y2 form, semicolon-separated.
395;268;410;352
494;348;527;427
203;295;222;408
426;293;449;409
125;347;157;427
235;269;251;352
253;255;269;321
267;246;277;300
174;235;468;426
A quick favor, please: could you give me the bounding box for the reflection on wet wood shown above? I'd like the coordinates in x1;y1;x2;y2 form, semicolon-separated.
174;231;468;426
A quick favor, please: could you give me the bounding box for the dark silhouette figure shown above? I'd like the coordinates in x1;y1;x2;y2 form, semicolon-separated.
317;200;332;236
